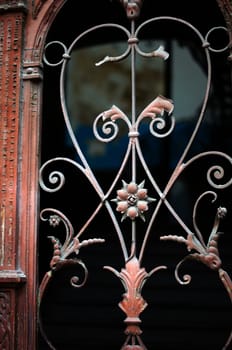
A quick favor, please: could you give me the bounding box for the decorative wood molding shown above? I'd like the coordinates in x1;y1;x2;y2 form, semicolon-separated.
23;60;43;80
0;290;14;350
24;0;66;67
0;4;32;349
0;0;27;13
0;270;26;286
0;11;25;269
32;0;48;19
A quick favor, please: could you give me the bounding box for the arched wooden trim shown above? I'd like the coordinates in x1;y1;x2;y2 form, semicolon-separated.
23;0;66;74
216;0;232;58
18;1;67;349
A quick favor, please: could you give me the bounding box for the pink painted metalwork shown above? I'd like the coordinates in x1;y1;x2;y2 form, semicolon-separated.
38;0;232;349
105;256;166;349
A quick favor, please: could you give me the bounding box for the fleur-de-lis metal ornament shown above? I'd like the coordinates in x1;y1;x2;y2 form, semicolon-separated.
105;256;166;349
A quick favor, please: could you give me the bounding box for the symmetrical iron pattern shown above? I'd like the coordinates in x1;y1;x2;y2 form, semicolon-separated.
39;1;232;349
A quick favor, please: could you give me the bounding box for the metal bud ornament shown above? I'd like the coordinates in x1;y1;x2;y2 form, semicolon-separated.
119;0;144;19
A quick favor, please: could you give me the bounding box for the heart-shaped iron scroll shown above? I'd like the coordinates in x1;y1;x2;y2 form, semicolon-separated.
40;6;232;349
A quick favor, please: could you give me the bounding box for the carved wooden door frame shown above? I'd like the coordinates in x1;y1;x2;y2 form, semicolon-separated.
0;1;231;349
0;1;65;348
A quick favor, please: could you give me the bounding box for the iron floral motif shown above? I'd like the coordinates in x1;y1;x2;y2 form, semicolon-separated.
160;204;226;274
112;180;156;221
38;209;105;350
160;195;232;348
39;208;105;297
43;209;105;272
160;192;232;299
105;256;166;349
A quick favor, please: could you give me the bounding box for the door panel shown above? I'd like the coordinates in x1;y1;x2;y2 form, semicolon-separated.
37;1;232;349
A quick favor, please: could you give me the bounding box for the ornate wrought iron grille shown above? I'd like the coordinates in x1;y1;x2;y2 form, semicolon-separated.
38;1;232;349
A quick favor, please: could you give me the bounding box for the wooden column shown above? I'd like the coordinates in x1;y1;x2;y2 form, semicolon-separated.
0;1;28;349
0;0;66;347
